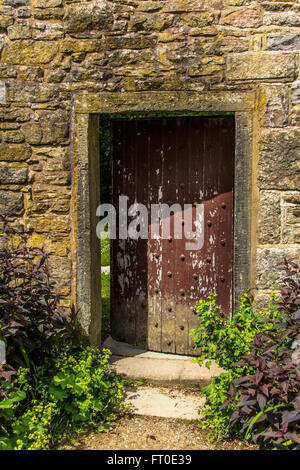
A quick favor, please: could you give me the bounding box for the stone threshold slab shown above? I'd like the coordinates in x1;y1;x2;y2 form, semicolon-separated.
104;337;224;387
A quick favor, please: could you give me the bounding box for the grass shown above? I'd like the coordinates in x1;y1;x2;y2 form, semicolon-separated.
101;237;110;267
101;235;111;340
100;234;111;340
101;272;110;341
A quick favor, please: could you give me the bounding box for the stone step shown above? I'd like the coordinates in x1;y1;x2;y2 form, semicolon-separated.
104;336;224;387
123;386;205;420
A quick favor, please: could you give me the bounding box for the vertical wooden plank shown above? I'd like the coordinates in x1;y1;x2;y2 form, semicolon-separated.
160;118;176;354
122;120;137;344
186;117;206;354
135;119;149;348
174;117;191;355
148;119;163;352
214;117;234;317
111;120;126;342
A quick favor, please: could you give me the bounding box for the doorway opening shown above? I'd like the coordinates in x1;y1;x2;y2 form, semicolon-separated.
99;113;235;355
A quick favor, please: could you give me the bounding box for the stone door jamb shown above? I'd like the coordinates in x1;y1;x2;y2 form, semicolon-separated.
71;90;258;345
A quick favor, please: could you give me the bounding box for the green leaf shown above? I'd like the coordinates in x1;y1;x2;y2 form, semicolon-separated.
48;385;68;402
0;391;26;409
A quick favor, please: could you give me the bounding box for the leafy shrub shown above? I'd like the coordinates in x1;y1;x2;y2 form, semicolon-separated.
0;220;125;450
190;292;281;440
190;292;280;372
0;346;125;450
276;258;300;314
0;215;68;369
198;371;239;441
223;259;300;449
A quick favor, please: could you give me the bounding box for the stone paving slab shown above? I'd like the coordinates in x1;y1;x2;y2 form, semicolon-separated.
124;386;205;420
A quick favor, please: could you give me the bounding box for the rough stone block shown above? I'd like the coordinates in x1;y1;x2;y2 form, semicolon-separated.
0;144;31;161
188;26;218;37
7;23;32;40
0;66;17;79
17;66;44;82
286;206;300;225
258;128;300;190
22;112;69;145
158;33;185;43
261;85;288;127
0;12;14;33
60;40;102;53
0;164;27;184
64;1;113;33
291;81;300;105
7;83;58;103
187;12;215;27
253;291;278;312
163;0;223;13
33;7;64;20
2;41;58;65
4;130;25;143
267;33;300;51
48;255;71;294
17;7;31;18
226;52;296;81
137;1;163;12
36;172;70;186
0;108;32;122
32;186;71;201
282;195;300;244
33;146;69;161
0;191;23;216
32;0;62;7
28;217;70;234
128;13;174;32
256;247;300;290
22;122;43;145
32;23;64;41
258;191;281;244
222;8;263;27
0;122;20;131
105;36;156;50
3;0;29;5
0;81;6;104
28;233;70;256
264;12;300;27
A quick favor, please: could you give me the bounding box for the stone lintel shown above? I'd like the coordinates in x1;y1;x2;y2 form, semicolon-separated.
74;90;256;115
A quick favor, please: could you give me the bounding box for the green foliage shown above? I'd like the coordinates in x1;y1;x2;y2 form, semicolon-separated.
101;237;111;267
199;371;238;441
99;116;111;205
101;272;110;299
224;259;300;450
190;292;281;441
0;346;125;450
0;216;70;371
101;272;110;340
0;222;124;450
190;293;281;372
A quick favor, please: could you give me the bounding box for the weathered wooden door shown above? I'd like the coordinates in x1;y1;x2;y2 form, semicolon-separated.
111;117;234;355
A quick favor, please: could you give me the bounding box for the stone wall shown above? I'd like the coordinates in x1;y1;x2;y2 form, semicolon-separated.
0;0;299;313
